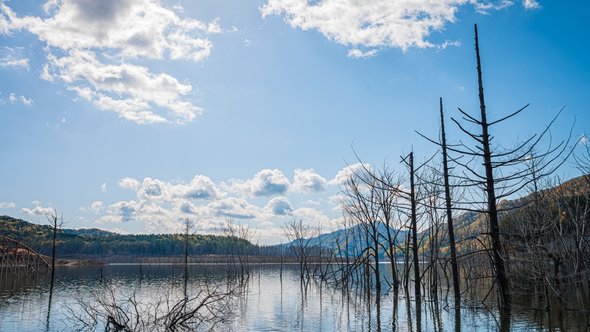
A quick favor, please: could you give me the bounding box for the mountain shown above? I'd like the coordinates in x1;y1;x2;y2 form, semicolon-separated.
280;221;409;259
280;174;590;258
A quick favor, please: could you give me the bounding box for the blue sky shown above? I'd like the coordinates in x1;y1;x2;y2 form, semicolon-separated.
0;0;588;243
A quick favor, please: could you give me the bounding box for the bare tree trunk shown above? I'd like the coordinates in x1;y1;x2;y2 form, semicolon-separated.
373;224;381;293
439;97;461;306
474;24;510;308
183;219;192;301
409;152;421;304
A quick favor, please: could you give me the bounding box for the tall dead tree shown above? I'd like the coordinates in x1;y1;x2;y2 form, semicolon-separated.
402;152;421;304
435;24;572;308
183;218;193;300
439;98;461;306
46;210;63;330
473;24;510;307
419;98;462;305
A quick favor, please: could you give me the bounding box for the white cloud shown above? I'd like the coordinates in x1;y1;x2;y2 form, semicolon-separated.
0;56;29;70
292;168;326;193
21;201;54;216
0;201;16;209
119;177;141;191
472;0;513;14
45;50;200;124
261;0;464;54
1;0;219;59
105;200;137;222
133;175;220;202
328;163;372;186
183;175;220;200
88;167;351;242
265;196;293;215
523;0;540;10
0;0;219;124
6;92;33;106
90;200;104;212
436;40;461;50
234;169;291;196
138;178;166;199
347;48;378;58
100;182;108;192
261;0;519;56
207;197;259;219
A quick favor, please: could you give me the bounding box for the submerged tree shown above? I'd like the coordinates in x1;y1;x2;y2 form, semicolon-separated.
431;24;573;308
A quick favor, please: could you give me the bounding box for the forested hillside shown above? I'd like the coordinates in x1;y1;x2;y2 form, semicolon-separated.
0;216;255;258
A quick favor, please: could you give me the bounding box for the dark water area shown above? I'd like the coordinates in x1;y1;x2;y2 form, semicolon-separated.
0;264;588;331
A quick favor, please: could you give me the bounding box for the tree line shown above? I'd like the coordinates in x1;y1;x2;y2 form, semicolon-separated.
0;215;256;258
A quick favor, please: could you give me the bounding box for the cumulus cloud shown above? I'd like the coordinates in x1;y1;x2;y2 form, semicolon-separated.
265;196;293;215
292;168;326;193
119;177;140;191
234;169;290;196
21;201;54;216
132;175;220;201
90;200;104;212
0;0;219;124
261;0;519;56
44;50;200;124
1;0;219;59
100;174;225;231
328;163;372;186
105;200;137;222
88;167;348;241
183;175;220;200
522;0;540;10
207;197;259;219
0;201;16;209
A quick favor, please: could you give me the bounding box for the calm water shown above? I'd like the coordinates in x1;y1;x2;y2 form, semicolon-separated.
0;264;588;331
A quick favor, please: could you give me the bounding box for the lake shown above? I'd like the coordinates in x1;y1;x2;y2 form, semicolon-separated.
0;264;588;331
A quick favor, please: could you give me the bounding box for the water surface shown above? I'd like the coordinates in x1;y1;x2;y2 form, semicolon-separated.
0;264;588;331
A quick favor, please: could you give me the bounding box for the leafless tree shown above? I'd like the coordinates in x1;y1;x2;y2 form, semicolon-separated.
223;218;255;280
418;24;572;308
66;281;238;331
282;217;316;282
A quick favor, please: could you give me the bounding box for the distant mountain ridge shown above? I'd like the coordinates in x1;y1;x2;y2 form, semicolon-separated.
280;174;590;257
278;221;409;259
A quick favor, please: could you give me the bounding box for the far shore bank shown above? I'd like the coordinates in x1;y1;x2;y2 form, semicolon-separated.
55;254;344;265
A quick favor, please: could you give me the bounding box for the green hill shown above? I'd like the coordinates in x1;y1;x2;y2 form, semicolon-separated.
0;215;256;260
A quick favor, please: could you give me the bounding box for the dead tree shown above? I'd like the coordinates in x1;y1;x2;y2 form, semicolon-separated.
46;209;63;330
342;174;382;293
439;98;461;306
417;98;462;306
402;152;421;304
373;167;406;292
182;219;193;300
46;210;62;280
430;24;572;308
282;217;316;282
